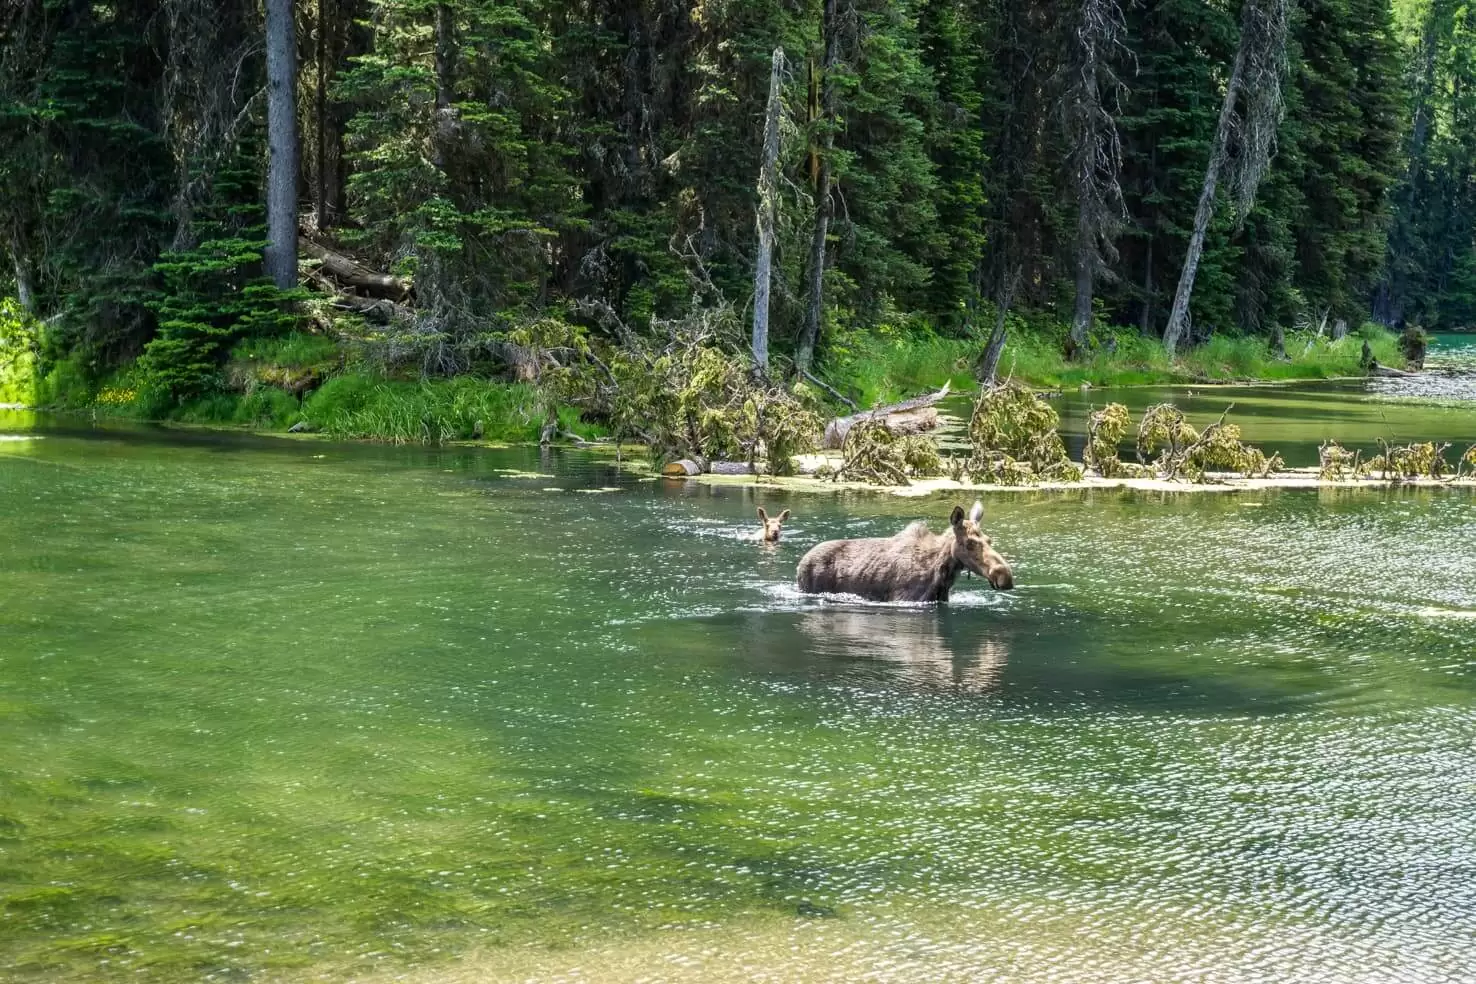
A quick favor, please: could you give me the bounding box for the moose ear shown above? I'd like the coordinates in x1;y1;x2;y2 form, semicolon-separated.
757;507;769;522
969;501;983;524
950;505;965;527
777;509;790;523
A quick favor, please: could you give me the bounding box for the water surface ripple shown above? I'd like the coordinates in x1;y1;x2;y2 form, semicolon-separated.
1;410;1473;983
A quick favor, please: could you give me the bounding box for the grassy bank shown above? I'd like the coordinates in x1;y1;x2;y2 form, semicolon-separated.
25;333;602;445
8;318;1407;447
824;322;1405;407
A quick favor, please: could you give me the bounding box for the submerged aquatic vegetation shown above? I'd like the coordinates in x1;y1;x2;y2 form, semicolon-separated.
965;381;1082;483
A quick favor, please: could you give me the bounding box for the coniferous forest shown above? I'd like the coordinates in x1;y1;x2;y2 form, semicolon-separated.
2;0;1475;420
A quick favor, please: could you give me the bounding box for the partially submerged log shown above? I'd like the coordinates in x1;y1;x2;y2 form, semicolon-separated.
300;235;411;300
822;381;950;449
658;458;753;476
1367;361;1415;378
882;406;939;437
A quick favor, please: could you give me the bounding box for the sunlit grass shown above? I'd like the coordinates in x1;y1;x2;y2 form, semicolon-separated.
824;322;1406;401
299;374;598;444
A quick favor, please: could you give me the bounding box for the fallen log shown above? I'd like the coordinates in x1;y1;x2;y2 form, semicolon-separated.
882;406;939;437
328;291;414;324
1367;361;1415;378
300;236;411;300
822;381;950;449
709;460;757;475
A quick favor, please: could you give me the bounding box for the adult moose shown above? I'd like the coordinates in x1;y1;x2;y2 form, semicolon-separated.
796;502;1014;602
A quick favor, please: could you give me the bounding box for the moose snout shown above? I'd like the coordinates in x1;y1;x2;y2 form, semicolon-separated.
983;554;1014;590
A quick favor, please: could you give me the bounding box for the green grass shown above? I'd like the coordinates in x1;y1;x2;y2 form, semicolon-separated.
229;331;342;368
823;321;1406;404
299;373;601;444
823;331;978;409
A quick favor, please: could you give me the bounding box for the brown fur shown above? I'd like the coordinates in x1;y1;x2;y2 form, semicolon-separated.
757;507;790;543
795;502;1014;602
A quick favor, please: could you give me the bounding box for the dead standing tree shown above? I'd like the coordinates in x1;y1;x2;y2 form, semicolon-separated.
752;47;785;375
264;0;299;289
1064;0;1129;358
1161;0;1290;357
976;264;1022;385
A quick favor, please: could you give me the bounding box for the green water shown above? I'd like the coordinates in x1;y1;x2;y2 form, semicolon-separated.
1037;332;1476;466
3;395;1476;981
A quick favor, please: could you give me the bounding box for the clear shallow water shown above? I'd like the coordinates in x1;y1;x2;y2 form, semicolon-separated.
2;409;1476;983
1038;332;1476;466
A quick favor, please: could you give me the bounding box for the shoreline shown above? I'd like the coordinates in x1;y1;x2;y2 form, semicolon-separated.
8;371;1476;496
637;462;1476;496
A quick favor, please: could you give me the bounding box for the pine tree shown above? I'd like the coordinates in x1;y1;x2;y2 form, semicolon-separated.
339;0;581;332
916;0;987;334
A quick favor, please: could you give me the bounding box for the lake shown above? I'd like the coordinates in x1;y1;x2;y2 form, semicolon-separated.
2;341;1475;983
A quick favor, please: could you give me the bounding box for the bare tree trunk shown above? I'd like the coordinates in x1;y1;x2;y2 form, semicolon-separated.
12;251;34;315
264;0;299;289
752;47;784;374
1162;45;1244;357
315;0;328;229
1139;234;1154;335
1070;235;1095;355
1162;0;1288;357
977;266;1022;385
797;0;840;375
1065;0;1127;358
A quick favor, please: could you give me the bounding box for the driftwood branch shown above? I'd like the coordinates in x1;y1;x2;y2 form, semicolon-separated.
330;294;413;323
1367;361;1415;378
802;369;858;410
300;233;411;300
822;380;951;449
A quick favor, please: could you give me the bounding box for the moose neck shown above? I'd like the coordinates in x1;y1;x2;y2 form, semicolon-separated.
931;531;965;597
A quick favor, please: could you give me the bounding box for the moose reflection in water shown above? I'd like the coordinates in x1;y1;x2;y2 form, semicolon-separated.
796;501;1014;602
798;609;1010;694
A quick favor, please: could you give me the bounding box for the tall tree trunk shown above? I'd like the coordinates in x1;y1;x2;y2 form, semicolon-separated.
315;0;329;229
1139;234;1154;336
751;47;783;374
11;243;34;315
1162;0;1288;356
1069;230;1095;355
977;266;1022;385
1376;6;1441;326
326;0;370;228
264;0;299;289
1161;45;1244;357
797;0;839;375
1065;0;1127;358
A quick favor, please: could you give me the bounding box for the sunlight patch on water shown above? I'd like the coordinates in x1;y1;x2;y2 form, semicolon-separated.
747;582;1012;612
1413;606;1476;620
361;896;1472;984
